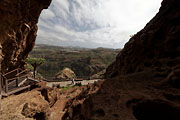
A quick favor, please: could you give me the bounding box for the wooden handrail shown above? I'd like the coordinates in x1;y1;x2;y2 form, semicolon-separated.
4;68;19;76
7;74;29;82
15;69;30;76
3;68;31;81
4;68;24;76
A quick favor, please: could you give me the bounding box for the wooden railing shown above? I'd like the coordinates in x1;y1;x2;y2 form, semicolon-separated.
4;68;29;77
1;68;31;94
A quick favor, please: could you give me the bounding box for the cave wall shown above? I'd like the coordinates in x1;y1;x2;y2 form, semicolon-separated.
106;0;180;78
0;0;52;72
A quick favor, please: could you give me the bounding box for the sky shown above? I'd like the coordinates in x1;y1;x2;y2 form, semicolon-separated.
37;0;163;48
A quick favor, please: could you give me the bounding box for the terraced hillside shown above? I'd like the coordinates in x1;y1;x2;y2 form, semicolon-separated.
29;44;120;79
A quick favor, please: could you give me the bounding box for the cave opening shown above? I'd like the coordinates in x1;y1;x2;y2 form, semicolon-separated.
133;100;180;120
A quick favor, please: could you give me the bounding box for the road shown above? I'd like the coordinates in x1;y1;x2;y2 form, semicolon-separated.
46;79;101;88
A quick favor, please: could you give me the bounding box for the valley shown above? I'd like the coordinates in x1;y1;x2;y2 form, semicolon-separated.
29;44;120;79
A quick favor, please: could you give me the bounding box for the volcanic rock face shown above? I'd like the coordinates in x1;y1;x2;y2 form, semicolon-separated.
0;0;51;72
64;71;180;120
106;0;180;78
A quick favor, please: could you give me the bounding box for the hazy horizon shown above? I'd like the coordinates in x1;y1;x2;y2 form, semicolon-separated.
34;43;122;50
37;0;163;49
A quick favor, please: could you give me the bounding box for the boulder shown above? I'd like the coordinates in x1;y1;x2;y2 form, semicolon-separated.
21;95;50;119
54;68;77;81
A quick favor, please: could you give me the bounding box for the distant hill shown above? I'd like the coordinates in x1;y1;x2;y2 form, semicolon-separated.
29;44;120;79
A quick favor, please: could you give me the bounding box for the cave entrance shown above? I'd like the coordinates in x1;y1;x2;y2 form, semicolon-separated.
33;0;162;80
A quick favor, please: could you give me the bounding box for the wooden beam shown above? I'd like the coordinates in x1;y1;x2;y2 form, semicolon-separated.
27;77;40;82
16;79;18;87
7;74;28;81
16;69;19;87
5;80;8;93
15;69;29;76
18;78;28;87
1;76;4;89
4;68;19;76
0;73;2;109
0;74;2;95
0;62;2;110
7;85;30;96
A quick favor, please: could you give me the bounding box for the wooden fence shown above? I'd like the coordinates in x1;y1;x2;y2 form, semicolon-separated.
0;68;39;97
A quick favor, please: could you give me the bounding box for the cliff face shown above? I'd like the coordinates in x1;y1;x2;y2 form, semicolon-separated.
0;0;51;72
106;0;180;78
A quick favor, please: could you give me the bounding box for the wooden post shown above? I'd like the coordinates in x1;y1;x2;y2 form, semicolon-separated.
1;76;3;89
16;69;19;87
16;79;18;87
0;74;1;95
0;61;2;110
0;73;1;95
5;80;8;93
0;71;1;109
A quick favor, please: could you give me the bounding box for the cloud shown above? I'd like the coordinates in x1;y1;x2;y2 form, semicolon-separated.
40;9;55;20
37;0;163;48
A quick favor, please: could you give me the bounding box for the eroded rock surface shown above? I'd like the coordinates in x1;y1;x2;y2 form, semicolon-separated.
63;71;180;120
0;82;104;120
0;0;51;72
21;95;50;119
